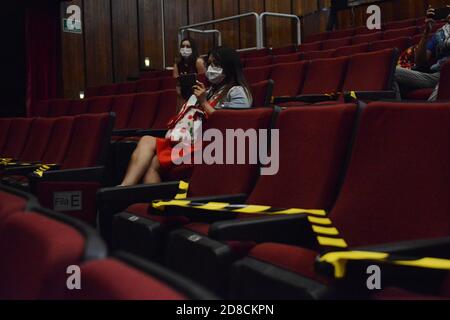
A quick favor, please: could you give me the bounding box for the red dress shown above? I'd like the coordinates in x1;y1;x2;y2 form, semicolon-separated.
156;97;220;171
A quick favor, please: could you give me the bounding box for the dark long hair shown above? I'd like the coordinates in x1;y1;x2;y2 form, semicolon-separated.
208;46;252;103
176;37;199;68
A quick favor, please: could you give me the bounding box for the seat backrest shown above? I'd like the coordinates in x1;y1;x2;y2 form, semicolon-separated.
243;48;271;59
301;57;348;95
354;26;381;35
136;78;161;93
370;36;411;53
304;33;328;43
437;61;450;101
61;258;187;300
159;77;177;91
273;52;302;64
342;49;397;92
327;28;356;39
19;118;55;162
250;80;273;107
126;92;160;130
332;102;450;247
1;118;34;158
271;45;297;56
333;43;369;58
245;55;273;68
0;212;87;299
322;36;352;50
48;99;72;117
243;65;272;84
383;26;418;40
61;113;113;169
352;32;383;44
87;96;114;114
0;186;36;228
31;100;50;117
299;41;322;52
41;116;75;165
117;82;138;95
110;94;135;130
384;18;417;30
270;61;309;97
97;84;119;96
0;119;12;154
246;104;356;210
187;108;275;198
68;99;88;116
302;49;335;60
151;90;178;129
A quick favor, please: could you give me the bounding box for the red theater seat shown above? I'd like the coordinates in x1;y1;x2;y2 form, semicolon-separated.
352;32;383;44
383;26;418;40
333;43;369;57
270;61;308;97
322;37;352;50
370;36;411;52
229;101;450;299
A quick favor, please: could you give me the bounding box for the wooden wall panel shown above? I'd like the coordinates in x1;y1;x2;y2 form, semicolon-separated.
264;0;293;48
239;0;265;49
60;0;85;98
84;0;113;87
188;0;215;55
139;0;164;70
112;0;139;82
293;0;318;16
164;0;188;68
213;0;240;49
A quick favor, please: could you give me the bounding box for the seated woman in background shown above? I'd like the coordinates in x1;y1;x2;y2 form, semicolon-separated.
173;37;206;78
120;46;253;186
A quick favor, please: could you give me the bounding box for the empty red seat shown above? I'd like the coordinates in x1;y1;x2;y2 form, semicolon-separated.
243;65;272;84
18;118;55;162
230;101;450;299
384;18;417;30
110;94;135;130
273;52;302;64
342;49;397;92
302;49;335;60
352;32;383;44
250;80;273;107
298;41;322;52
40;116;75;165
0;209;107;299
301;57;348;95
0;185;35;227
270;61;308;97
271;45;297;56
240;48;271;59
136;78;161;93
354;26;382;35
31;100;50;117
327;28;356;39
304;33;328;43
125;92;160;130
67;99;88;116
244;55;273;68
383;26;418;40
322;37;352;50
48;100;72;117
370;36;411;52
1;119;34;159
159;77;177;91
151;90;178;129
96;83;119;96
117;82;138;95
333;43;369;57
87;96;114;114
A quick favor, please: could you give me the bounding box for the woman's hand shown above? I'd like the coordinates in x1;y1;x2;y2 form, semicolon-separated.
193;81;207;105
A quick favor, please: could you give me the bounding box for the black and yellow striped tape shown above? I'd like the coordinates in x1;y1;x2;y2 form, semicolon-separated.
33;164;58;177
319;250;450;279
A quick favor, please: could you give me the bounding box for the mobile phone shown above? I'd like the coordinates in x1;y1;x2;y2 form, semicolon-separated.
179;73;197;100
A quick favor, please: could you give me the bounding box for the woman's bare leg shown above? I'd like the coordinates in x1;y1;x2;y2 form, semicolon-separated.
143;155;162;184
120;136;157;186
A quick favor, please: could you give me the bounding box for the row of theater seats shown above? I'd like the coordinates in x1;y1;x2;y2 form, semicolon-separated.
0;113;114;225
244;48;398;100
95;100;450;300
243;36;412;68
303;16;432;43
0;185;216;300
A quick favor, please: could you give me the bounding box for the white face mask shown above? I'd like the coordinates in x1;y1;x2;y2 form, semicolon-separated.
180;48;192;58
206;65;225;84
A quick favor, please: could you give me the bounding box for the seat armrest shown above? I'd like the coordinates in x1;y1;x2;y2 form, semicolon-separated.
209;214;317;247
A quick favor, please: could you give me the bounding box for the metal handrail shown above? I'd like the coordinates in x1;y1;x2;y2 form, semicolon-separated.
260;12;302;46
180;28;223;47
179;12;262;49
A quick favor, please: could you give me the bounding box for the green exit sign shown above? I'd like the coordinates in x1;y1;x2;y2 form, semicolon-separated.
62;18;82;34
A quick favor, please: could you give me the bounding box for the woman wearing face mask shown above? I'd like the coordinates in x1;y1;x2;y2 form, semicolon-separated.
173;38;206;78
120;46;252;186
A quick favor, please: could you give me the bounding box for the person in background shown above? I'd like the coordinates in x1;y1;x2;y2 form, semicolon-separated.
173;37;206;78
394;7;450;101
326;0;348;31
120;47;252;186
